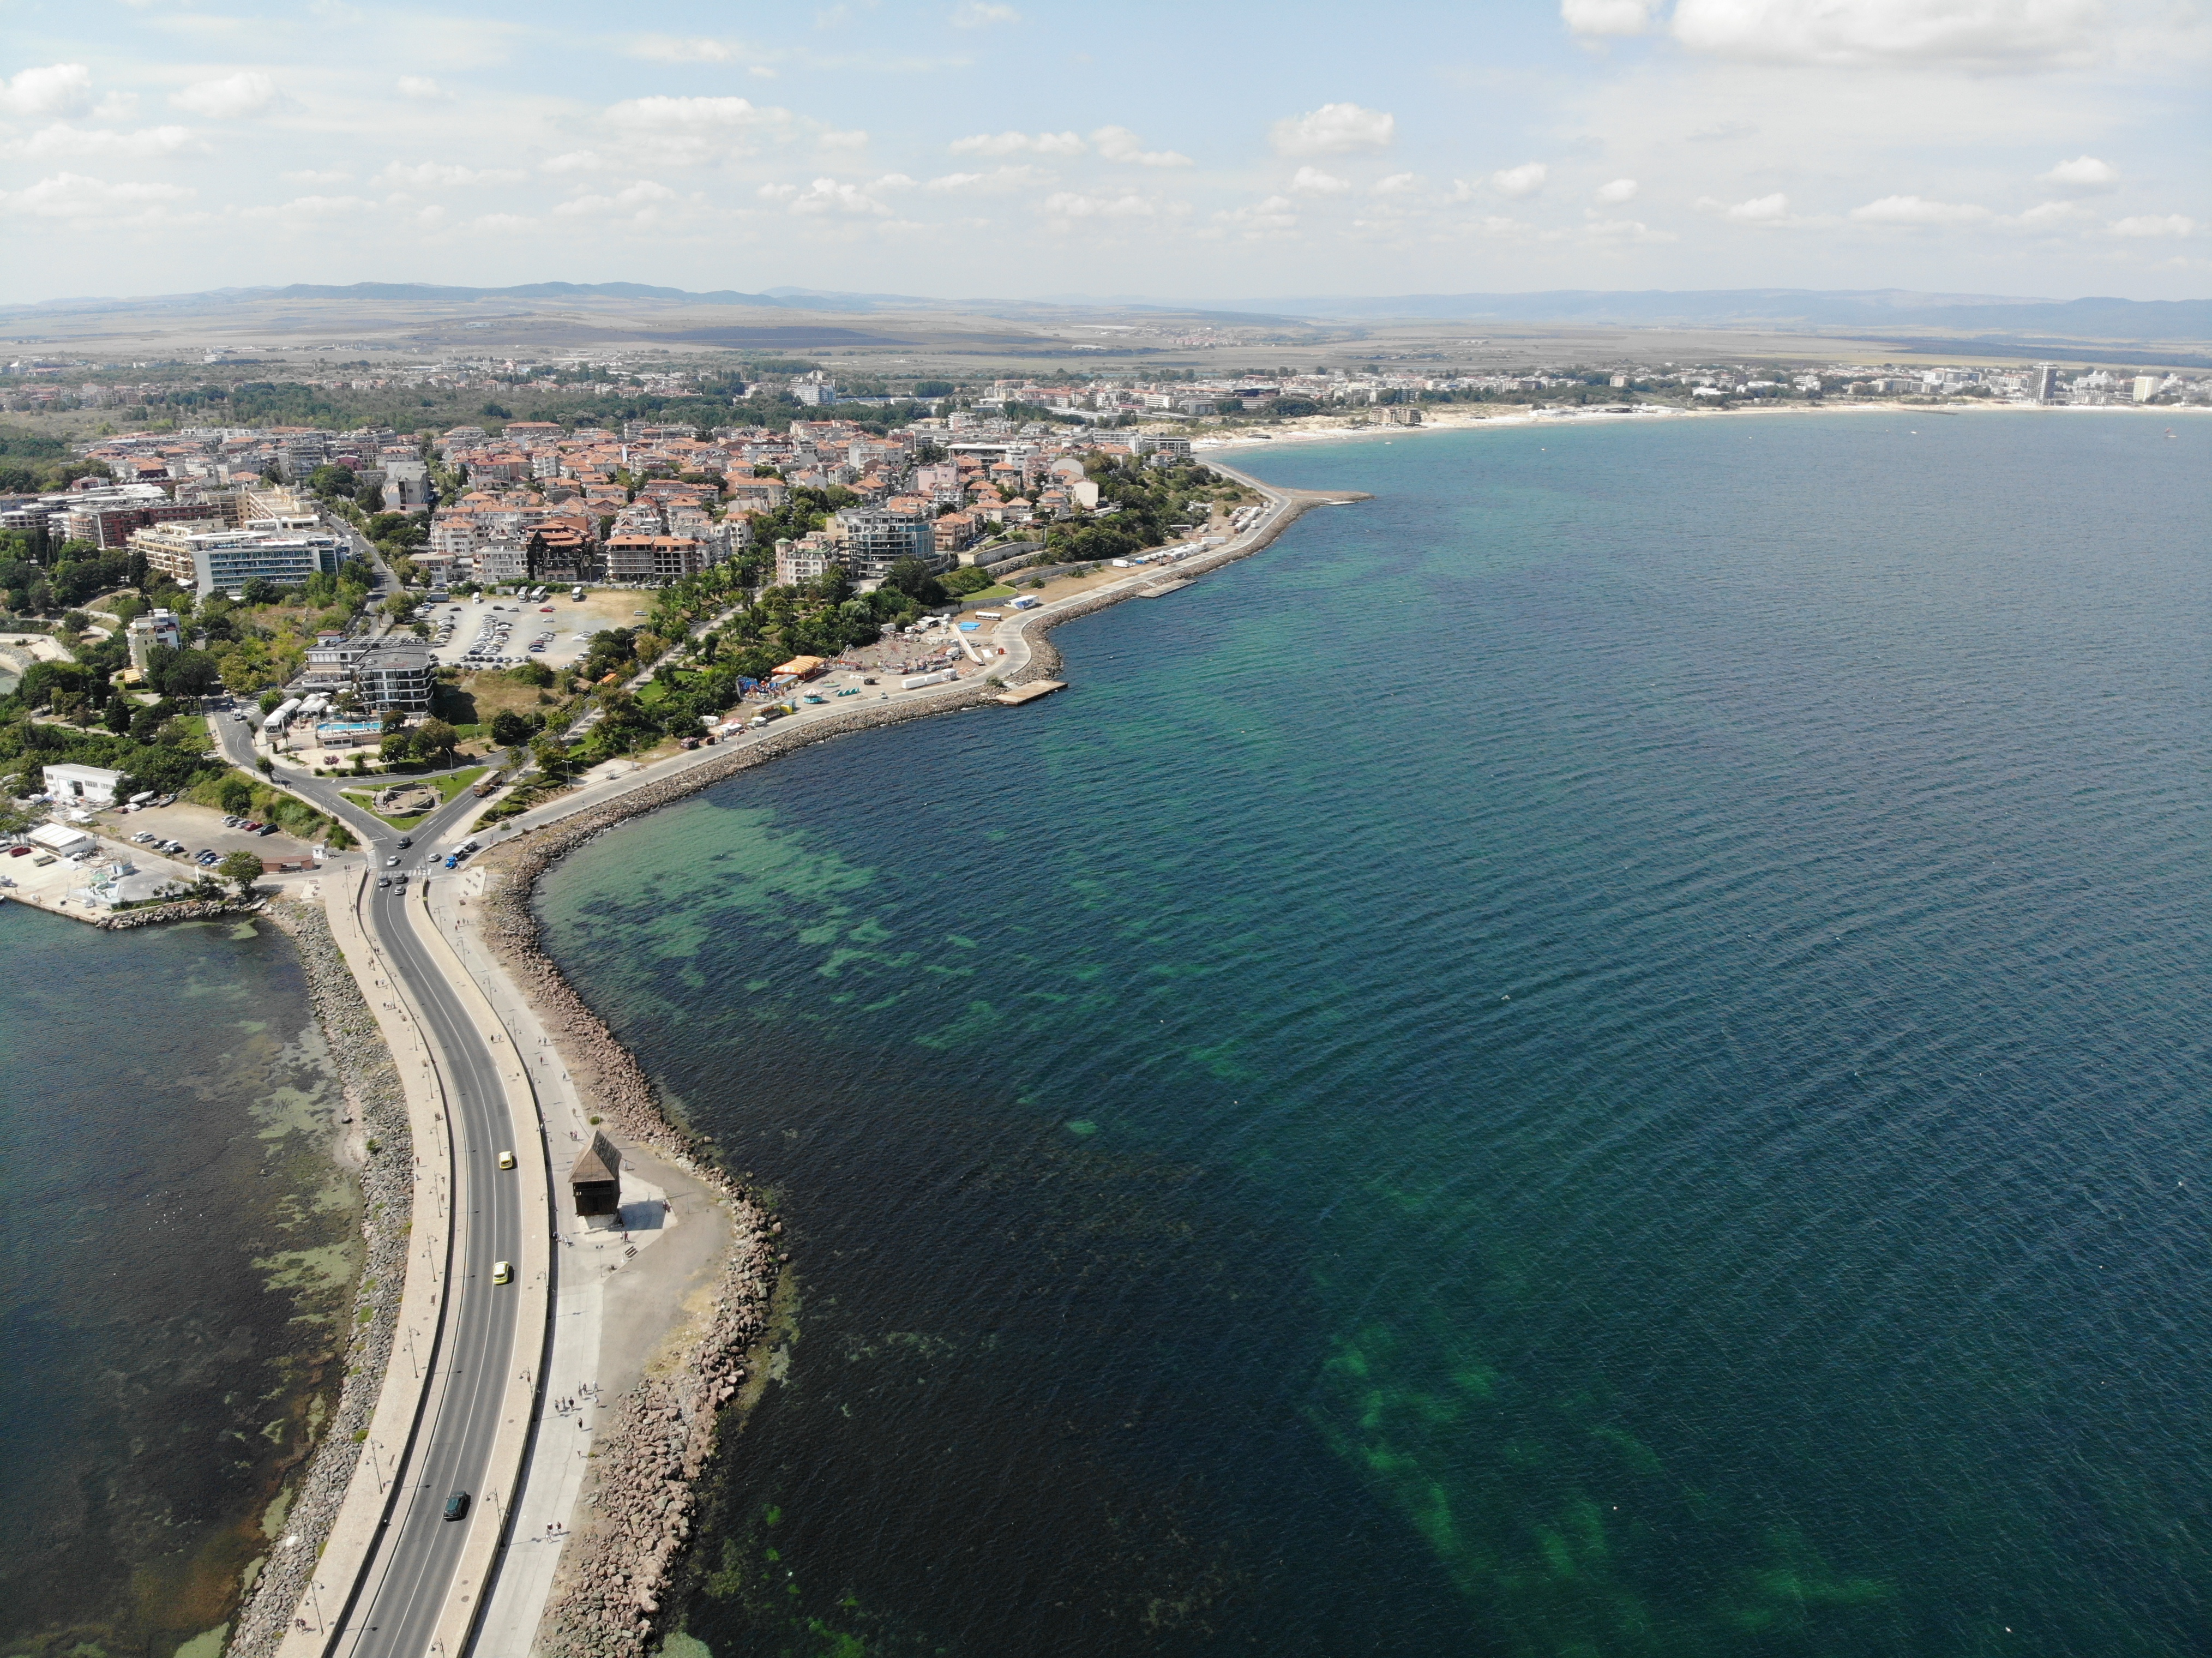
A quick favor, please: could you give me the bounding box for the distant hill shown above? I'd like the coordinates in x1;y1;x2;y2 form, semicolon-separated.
1;281;2202;346
1228;289;2212;341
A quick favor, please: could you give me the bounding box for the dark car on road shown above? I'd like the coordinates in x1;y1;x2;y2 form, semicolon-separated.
444;1491;470;1521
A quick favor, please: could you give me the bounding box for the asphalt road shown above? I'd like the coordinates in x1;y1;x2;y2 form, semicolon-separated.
337;855;524;1658
223;701;541;1658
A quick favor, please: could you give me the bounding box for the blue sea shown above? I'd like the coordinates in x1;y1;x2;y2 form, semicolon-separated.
0;908;354;1657
537;410;2212;1656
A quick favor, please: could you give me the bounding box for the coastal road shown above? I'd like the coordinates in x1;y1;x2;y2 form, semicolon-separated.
334;846;526;1658
225;704;545;1658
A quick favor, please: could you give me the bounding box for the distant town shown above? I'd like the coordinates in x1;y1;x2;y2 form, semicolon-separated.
2;344;2201;923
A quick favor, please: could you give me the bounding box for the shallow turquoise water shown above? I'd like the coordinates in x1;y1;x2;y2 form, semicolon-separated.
539;411;2212;1655
0;908;353;1656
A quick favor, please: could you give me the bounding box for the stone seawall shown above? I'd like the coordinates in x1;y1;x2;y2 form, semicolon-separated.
227;900;415;1658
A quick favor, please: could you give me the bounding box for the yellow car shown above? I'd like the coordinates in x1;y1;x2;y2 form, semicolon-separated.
492;1261;512;1285
497;1150;515;1169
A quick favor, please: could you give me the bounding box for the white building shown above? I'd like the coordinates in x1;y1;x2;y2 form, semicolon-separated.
29;821;99;857
125;608;182;672
43;764;125;806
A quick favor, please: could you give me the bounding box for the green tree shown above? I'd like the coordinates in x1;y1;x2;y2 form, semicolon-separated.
415;717;459;767
219;777;255;815
216;848;264;896
489;708;536;746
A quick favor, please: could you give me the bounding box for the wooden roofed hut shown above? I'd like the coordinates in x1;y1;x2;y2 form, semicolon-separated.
569;1131;621;1218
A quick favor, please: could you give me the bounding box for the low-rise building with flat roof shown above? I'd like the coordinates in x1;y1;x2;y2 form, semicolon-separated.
42;764;124;807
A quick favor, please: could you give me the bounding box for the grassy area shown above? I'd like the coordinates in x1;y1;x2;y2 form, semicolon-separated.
182;767;345;842
435;669;555;730
340;765;491;827
958;584;1018;603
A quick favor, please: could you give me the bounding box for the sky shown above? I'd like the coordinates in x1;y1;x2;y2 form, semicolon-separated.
0;0;2205;307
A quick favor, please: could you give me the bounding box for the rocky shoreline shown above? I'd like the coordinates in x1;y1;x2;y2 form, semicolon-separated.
228;899;415;1658
472;834;784;1658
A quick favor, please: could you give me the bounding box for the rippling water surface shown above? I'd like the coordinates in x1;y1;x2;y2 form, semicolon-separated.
538;411;2211;1656
0;909;354;1657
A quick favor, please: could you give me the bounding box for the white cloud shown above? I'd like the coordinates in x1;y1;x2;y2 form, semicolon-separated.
2040;154;2118;190
762;176;898;215
251;194;374;218
543;151;604;174
1698;190;1796;222
1042;190;1156;219
1585;217;1676;241
625;35;743;62
1289;165;1351;195
281;169;352;185
395;76;450;102
375;161;528;189
1493;162;1548;197
951;1;1021;23
0;123;196;160
2005;199;2083;227
1561;0;1660;35
2108;213;2196;237
1092;125;1192;167
1373;172;1420;194
819;129;869;151
1595;176;1639;203
604;95;794;164
924;165;1050;193
949;129;1085;157
0;63;93;119
1849;193;1993;224
1669;0;2105;68
472;213;536;233
1212;194;1299;236
606;95;790;133
1;171;195;218
171;71;280;119
1269;103;1394;157
556;179;679;216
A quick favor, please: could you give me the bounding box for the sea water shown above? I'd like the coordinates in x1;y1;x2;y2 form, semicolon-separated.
538;410;2211;1655
0;908;357;1658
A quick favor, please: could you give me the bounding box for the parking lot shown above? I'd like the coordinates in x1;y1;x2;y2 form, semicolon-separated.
426;590;653;672
101;800;317;870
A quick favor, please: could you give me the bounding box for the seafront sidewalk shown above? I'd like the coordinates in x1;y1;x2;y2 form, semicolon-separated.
271;870;458;1658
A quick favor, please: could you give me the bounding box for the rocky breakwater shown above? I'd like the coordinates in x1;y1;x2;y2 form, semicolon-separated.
226;898;414;1658
472;830;792;1658
99;895;266;929
537;1233;782;1655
